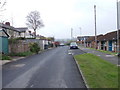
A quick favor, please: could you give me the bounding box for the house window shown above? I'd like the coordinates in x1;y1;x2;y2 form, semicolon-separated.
19;32;21;36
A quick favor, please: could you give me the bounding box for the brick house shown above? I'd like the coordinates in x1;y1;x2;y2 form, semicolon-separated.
85;35;103;48
98;30;120;52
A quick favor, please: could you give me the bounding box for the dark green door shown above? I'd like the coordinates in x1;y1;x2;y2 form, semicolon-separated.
0;36;9;54
109;41;112;51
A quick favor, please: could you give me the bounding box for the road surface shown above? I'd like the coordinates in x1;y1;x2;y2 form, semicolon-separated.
3;46;86;88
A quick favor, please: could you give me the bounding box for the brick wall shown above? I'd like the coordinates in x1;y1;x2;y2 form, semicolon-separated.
9;40;30;53
9;39;45;53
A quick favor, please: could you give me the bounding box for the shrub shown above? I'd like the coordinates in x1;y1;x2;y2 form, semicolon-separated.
29;43;40;54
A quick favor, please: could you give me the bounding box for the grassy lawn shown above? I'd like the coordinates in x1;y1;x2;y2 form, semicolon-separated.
74;53;118;88
87;47;117;55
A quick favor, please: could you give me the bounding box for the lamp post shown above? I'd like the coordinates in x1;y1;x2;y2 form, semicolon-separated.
71;28;73;41
94;5;97;49
79;27;82;45
117;0;120;56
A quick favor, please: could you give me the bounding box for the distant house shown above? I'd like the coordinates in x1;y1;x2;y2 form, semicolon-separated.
15;27;31;38
77;36;91;46
85;36;95;48
85;35;103;48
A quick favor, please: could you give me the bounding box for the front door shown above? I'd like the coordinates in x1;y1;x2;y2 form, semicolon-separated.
109;41;112;51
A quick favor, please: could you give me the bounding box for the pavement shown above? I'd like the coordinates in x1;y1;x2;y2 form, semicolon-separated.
0;48;51;65
0;57;25;65
2;46;87;88
79;46;119;65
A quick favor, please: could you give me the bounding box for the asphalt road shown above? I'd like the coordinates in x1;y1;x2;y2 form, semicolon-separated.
3;46;86;88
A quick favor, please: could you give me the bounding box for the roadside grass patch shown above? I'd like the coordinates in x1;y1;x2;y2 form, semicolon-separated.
74;53;118;88
1;55;11;60
9;51;33;57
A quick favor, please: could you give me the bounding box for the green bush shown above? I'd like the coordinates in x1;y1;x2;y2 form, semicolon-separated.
29;43;40;54
9;37;26;44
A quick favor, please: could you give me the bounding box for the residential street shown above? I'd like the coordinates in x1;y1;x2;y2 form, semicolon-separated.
3;46;86;88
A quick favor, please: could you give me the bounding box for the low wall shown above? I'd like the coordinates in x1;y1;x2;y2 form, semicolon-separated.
9;39;44;53
9;40;30;53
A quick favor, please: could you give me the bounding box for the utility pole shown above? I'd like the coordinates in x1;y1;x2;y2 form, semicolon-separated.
79;27;82;36
117;0;120;56
71;28;73;41
94;5;97;49
79;27;82;45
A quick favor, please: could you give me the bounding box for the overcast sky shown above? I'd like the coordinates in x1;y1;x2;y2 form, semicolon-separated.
1;0;118;39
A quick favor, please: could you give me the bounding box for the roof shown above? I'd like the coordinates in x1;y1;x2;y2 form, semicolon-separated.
86;35;103;43
15;27;28;32
85;36;95;43
98;30;120;41
0;23;19;32
85;30;120;42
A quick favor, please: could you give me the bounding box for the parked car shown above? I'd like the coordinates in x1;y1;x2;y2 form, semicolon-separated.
59;43;65;46
70;42;79;49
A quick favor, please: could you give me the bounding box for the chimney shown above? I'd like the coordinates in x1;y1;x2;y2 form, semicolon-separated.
5;22;10;26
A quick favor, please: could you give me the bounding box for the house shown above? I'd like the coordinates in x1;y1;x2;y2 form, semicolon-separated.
85;35;103;48
15;27;32;38
77;36;91;46
85;36;95;48
98;30;120;52
85;30;120;52
0;22;20;38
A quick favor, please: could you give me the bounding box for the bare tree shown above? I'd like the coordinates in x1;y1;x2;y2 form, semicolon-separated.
0;0;6;12
0;0;6;23
26;11;44;38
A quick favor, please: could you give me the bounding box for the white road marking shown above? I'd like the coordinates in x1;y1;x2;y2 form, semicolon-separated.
30;84;34;87
4;59;47;88
68;50;73;55
105;55;115;57
117;65;120;67
11;64;25;68
97;55;101;56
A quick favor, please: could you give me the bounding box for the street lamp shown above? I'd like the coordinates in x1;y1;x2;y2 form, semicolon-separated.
71;28;73;41
79;27;82;45
117;0;120;56
94;5;97;49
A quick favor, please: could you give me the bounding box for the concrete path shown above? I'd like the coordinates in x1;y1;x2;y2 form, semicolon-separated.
79;46;119;65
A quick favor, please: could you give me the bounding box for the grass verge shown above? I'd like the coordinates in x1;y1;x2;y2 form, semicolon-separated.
74;53;118;88
1;55;11;60
9;51;34;57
